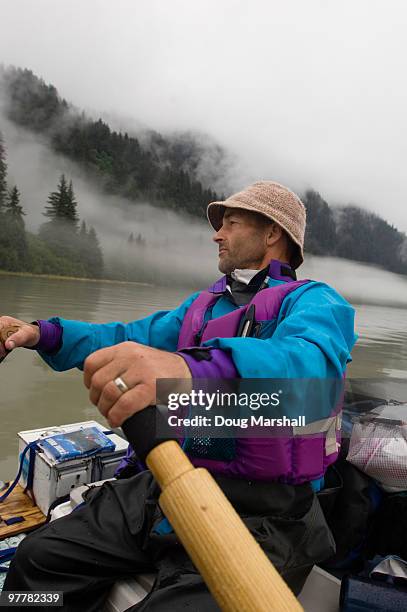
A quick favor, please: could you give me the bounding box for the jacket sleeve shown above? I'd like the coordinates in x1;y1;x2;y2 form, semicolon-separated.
180;283;357;380
38;291;201;371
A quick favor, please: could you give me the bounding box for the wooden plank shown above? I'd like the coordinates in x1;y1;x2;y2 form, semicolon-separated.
0;484;46;539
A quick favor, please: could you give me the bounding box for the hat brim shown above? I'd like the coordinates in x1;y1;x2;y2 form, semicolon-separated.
207;201;275;232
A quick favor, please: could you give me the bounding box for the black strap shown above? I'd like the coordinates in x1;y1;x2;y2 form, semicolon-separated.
121;406;177;464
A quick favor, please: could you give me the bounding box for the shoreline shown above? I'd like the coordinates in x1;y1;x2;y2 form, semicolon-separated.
0;269;153;288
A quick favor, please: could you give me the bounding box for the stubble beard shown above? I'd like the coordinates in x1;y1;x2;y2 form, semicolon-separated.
217;234;268;274
218;253;262;274
218;256;235;274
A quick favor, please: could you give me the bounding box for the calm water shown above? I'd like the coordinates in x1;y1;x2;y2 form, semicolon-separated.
1;260;407;479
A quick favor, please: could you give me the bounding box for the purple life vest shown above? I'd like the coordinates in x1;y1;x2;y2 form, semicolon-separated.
177;277;342;485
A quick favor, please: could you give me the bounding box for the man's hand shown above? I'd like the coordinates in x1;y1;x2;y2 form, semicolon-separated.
0;316;40;360
83;341;191;427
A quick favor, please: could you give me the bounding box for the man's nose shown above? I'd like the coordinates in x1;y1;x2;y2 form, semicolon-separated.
213;226;225;243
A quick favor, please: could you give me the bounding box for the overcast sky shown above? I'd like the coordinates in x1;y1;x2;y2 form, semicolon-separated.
1;0;407;231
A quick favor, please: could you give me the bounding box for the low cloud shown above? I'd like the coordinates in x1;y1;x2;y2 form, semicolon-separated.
0;1;406;231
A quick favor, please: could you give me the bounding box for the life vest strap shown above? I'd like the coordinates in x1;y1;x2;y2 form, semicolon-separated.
292;414;342;455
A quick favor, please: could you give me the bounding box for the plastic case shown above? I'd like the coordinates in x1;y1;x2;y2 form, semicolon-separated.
18;420;128;516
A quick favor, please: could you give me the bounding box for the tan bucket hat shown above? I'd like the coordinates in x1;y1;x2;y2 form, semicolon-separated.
207;180;306;268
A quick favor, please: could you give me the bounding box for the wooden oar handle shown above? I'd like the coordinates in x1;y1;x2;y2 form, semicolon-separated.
121;409;303;611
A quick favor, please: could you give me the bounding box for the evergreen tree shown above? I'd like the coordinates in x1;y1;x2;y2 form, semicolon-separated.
43;174;78;226
5;186;25;222
79;220;87;238
86;227;104;278
75;220;104;278
0;132;8;212
44;174;69;220
66;180;79;228
0;133;28;271
40;175;82;271
0;185;28;271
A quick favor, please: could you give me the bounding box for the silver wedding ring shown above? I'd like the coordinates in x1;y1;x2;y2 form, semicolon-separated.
113;376;129;394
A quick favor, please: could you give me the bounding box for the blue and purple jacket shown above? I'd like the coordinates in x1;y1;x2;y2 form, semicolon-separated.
35;260;356;486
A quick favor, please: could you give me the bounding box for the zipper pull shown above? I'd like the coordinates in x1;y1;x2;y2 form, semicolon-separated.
238;304;256;337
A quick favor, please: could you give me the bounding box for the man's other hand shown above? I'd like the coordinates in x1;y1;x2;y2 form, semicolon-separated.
83;342;191;427
0;316;40;360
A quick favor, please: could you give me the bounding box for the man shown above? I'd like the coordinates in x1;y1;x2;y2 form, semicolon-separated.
1;181;356;611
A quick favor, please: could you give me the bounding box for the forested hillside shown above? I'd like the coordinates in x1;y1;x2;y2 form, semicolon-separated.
0;65;406;279
1;66;220;217
303;190;407;275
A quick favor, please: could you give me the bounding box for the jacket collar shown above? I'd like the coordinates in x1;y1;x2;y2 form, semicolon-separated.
208;260;296;294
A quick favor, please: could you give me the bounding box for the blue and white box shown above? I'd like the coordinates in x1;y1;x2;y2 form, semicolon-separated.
18;420;129;516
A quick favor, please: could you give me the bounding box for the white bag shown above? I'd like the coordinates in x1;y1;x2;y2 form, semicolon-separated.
347;403;407;492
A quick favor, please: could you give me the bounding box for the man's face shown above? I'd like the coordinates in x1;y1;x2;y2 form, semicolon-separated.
212;208;270;274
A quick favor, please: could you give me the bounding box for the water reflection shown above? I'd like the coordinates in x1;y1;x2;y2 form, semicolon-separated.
1;274;102;322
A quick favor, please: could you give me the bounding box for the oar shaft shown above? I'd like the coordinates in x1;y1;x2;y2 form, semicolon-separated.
147;440;303;612
122;408;302;612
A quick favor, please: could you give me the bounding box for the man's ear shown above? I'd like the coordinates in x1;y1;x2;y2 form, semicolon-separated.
265;223;282;246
